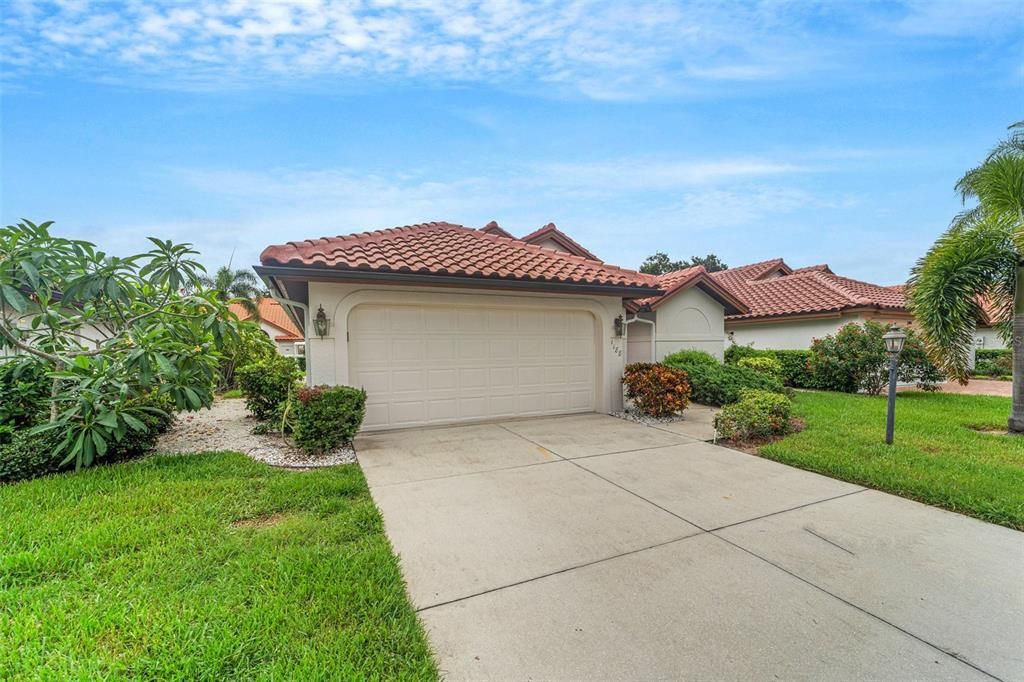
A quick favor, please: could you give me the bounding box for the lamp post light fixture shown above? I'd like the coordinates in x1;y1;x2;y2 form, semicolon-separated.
883;325;907;445
312;304;331;339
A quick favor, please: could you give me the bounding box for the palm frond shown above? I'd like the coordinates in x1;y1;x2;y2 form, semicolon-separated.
908;212;1016;380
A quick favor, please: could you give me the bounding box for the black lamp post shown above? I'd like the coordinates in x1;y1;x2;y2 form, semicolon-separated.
883;325;907;445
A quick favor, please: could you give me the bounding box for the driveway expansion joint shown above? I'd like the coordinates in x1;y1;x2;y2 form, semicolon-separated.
414;530;705;613
711;532;1005;681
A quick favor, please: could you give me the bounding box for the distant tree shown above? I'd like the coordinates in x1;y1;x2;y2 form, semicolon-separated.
199;265;262;319
687;253;729;272
639;252;685;275
639;252;728;275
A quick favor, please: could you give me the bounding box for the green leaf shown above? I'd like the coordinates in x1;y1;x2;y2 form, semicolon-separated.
96;411;119;428
91;430;108;457
153;353;177;378
0;284;28;313
20;260;40;288
183;386;202;410
122;413;146;432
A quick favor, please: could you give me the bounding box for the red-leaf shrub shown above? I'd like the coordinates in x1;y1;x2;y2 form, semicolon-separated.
622;363;691;417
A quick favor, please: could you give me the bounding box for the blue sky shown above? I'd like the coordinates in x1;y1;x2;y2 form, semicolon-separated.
2;1;1022;284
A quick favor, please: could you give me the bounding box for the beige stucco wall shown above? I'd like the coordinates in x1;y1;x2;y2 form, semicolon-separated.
975;326;1008;350
651;287;727;361
305;282;628;413
725;314;868;351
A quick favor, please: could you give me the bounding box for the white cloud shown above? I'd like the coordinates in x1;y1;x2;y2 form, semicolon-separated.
0;0;845;97
89;150;853;273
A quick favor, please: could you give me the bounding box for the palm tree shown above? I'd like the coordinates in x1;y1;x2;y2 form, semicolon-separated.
199;265;263;320
908;122;1023;432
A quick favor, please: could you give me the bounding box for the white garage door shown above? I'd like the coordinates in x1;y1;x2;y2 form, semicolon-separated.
349;304;597;430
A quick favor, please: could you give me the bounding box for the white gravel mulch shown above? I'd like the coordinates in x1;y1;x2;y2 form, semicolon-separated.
155;398;357;469
611;409;688;427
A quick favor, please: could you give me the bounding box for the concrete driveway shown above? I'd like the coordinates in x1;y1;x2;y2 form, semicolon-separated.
356;413;1024;681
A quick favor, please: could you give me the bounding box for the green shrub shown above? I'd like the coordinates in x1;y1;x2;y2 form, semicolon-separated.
737;355;782;380
106;392;177;462
622;363;691;417
714;389;794;443
292;386;367;454
663;352;784;406
976;348;1011;363
0;361;51;428
237;355;302;421
809;322;943;394
725;345;815;388
217;321;278;391
0;390;175;483
724;344;762;365
973;349;1011;378
665;350;720;368
0;428;64;483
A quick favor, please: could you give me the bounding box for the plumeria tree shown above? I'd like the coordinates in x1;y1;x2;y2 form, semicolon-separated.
908;122;1022;432
0;220;238;468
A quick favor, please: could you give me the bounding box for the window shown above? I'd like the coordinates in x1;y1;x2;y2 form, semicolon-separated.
295;342;306;356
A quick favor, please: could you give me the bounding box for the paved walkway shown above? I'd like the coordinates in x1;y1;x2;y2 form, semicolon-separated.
899;379;1012;397
356;413;1023;681
940;379;1012;397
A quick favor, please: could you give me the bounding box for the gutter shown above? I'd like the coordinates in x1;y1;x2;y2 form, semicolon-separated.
253;264;664;298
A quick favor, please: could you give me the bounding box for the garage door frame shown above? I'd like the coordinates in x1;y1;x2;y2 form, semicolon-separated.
330;288;615;431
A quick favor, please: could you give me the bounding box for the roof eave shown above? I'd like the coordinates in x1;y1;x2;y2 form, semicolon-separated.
725;304;911;324
646;273;749;316
254;264;662;298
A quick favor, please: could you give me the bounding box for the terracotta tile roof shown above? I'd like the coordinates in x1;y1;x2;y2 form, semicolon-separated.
627;265;749;315
260;221;656;292
229;298;303;341
479;220;515;239
519;222;602;261
976;294;1005;327
711;259;908;321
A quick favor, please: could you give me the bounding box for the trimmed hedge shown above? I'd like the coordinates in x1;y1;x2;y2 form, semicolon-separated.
0;428;64;483
973;348;1011;378
663;351;784;406
725;346;815;388
737;355;782;380
293;385;367;454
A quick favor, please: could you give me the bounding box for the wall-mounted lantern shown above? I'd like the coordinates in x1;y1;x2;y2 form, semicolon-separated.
312;304;331;338
613;314;624;338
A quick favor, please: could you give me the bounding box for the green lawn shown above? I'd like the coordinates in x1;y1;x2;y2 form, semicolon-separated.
0;453;438;680
761;391;1024;530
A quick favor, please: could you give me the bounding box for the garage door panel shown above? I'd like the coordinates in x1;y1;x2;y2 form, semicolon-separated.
426;338;457;361
390;370;424;393
428;369;458;390
391;339;422;362
350;304;597;430
458;339;488;359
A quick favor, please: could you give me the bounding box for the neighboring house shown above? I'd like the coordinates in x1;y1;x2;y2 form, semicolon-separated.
624;266;747;363
706;258;1006;351
255;221;744;431
228;298;305;358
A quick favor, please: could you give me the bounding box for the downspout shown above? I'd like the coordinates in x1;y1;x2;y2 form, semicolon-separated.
623;314;656;363
272;296;312;387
